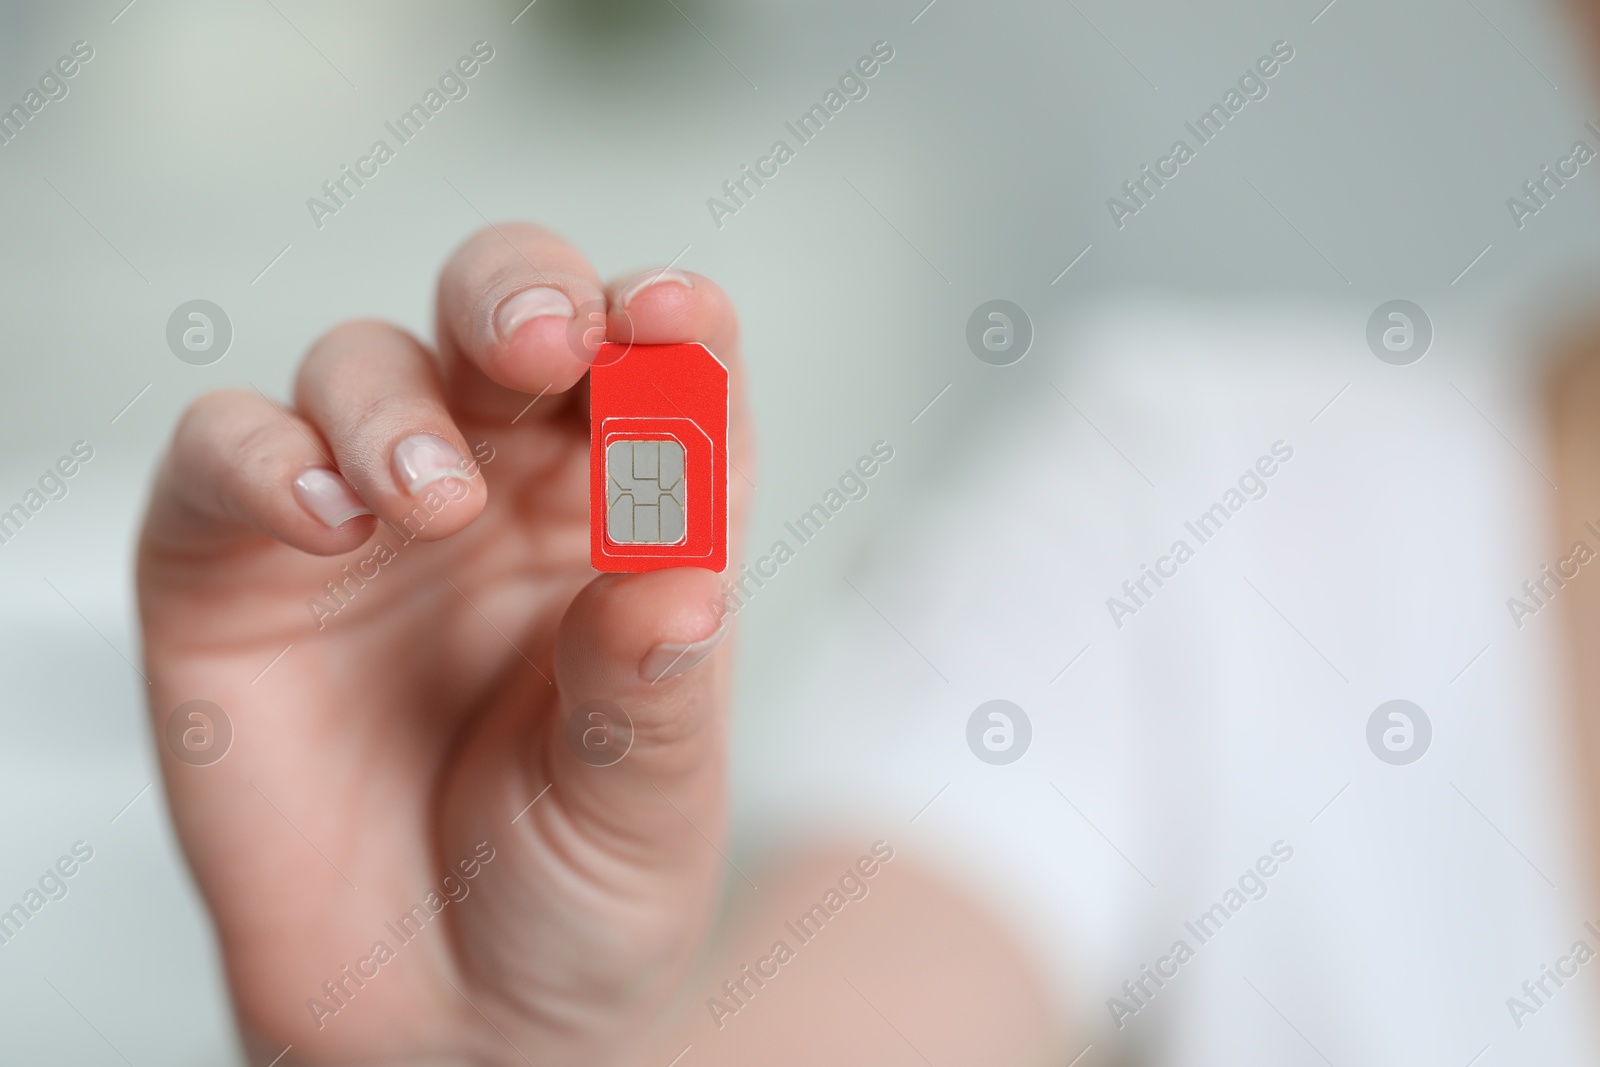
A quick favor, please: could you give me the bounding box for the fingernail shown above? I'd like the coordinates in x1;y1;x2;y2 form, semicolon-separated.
495;286;575;343
619;269;694;309
393;434;472;495
293;468;372;528
640;619;728;683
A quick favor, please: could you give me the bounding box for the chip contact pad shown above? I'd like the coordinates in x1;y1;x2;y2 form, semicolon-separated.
605;438;687;545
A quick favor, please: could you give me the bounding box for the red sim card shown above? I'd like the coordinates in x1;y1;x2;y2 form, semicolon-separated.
589;342;729;573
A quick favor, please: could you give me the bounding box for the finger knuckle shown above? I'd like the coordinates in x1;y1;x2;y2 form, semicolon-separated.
307;318;403;366
471;219;561;253
229;418;289;475
629;695;710;749
173;388;252;449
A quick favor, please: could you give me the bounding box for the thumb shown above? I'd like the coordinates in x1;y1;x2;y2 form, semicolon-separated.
548;567;732;848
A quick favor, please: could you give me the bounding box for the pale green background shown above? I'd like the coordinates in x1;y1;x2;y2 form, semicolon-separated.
1;0;1599;1060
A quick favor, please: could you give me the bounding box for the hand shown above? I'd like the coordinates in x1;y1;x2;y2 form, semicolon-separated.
137;224;749;1067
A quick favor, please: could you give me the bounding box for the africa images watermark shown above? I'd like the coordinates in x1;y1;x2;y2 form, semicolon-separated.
706;40;896;230
1505;120;1600;231
705;841;896;1030
306;841;497;1030
1505;920;1600;1030
0;439;95;547
1505;520;1600;629
0;40;95;149
1106;440;1295;629
0;840;95;948
1106;39;1295;229
1107;840;1295;1030
305;41;496;230
706;440;895;626
306;440;496;629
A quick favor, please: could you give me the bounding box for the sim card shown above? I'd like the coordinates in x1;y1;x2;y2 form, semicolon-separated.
590;342;729;573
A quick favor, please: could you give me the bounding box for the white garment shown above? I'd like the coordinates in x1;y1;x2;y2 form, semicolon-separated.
736;302;1597;1065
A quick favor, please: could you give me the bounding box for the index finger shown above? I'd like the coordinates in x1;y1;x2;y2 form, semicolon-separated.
434;221;607;421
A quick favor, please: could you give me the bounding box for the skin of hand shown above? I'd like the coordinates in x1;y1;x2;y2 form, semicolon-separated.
137;223;750;1067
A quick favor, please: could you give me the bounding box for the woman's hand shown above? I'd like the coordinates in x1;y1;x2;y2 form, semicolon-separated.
137;223;748;1067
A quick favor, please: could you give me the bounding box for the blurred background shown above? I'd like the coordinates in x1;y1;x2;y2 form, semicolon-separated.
6;0;1600;1062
